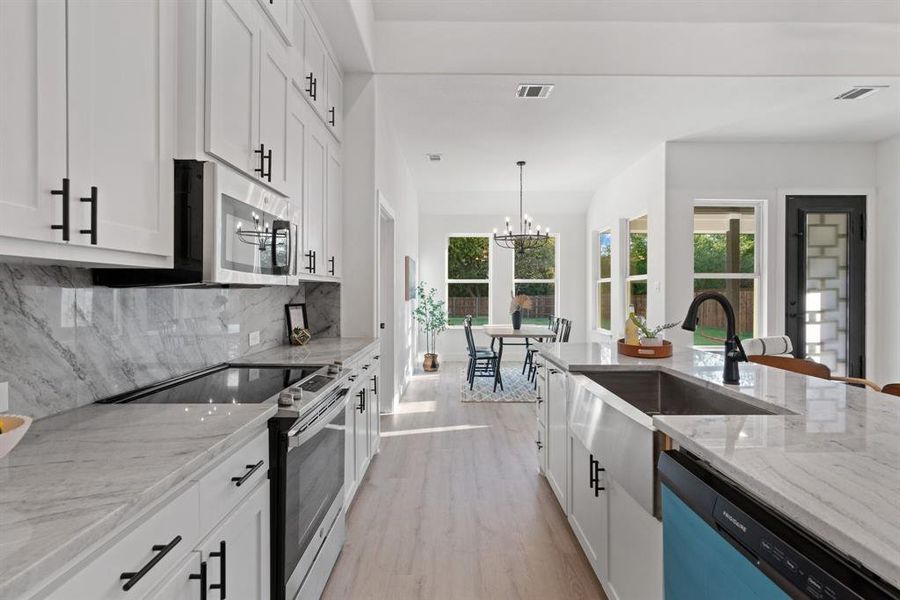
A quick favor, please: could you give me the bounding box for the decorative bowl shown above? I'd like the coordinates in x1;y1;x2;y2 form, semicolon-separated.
0;415;32;459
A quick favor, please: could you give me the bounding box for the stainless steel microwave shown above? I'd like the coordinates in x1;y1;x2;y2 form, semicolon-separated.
95;160;296;286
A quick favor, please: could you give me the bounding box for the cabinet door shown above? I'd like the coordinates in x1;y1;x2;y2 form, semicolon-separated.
546;368;568;510
368;360;380;455
325;56;342;140
569;435;609;583
344;395;358;504
67;0;175;257
257;0;292;44
145;553;205;600
303;122;327;275
199;480;271;600
288;1;306;89
206;0;260;178
325;143;342;278
303;24;327;117
286;88;310;272
0;0;67;245
259;25;291;194
354;387;370;482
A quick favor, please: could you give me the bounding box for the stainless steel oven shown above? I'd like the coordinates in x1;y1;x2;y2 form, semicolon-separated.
269;382;349;600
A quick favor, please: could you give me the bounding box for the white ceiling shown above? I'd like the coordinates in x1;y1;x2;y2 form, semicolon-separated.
380;75;900;205
373;0;900;23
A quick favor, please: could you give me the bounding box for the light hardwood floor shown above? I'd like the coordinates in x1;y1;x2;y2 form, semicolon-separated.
322;363;607;600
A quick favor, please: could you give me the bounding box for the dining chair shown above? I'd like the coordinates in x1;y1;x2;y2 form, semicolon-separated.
881;383;900;397
464;315;502;391
523;315;558;378
748;355;882;392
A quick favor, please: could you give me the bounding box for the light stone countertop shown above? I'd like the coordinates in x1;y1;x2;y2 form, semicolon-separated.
229;336;378;367
0;402;276;600
536;341;900;589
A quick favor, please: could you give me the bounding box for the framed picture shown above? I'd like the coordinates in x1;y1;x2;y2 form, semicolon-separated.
284;303;309;335
405;256;417;300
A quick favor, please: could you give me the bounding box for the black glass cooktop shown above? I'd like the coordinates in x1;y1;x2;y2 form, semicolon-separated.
97;365;321;405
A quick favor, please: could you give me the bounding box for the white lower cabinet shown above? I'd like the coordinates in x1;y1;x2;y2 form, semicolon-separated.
41;429;272;600
344;349;381;506
144;553;204;600
198;480;271;600
546;367;568;509
607;480;664;600
568;434;609;583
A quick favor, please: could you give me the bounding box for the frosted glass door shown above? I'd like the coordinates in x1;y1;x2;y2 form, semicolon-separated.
786;196;866;378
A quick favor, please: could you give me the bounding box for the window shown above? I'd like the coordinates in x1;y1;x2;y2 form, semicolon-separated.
692;204;761;346
513;236;556;325
626;216;648;319
595;230;612;331
446;235;490;326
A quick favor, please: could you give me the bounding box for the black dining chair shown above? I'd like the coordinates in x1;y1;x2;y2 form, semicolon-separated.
527;316;569;385
464;315;503;392
522;314;559;377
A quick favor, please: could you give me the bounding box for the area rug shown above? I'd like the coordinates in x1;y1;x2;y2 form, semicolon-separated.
460;365;537;403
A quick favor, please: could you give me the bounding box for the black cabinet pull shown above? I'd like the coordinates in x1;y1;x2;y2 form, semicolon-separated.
536;440;543;450
79;185;98;245
357;389;365;412
304;250;314;273
312;76;318;101
328;255;335;276
120;535;182;591
188;560;208;600
264;147;272;182
254;144;267;179
589;454;597;491
371;375;377;395
231;460;264;487
50;177;70;241
311;250;317;273
328;106;335;127
209;540;226;599
305;72;317;100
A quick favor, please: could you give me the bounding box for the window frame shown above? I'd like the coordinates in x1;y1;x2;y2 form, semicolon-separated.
595;229;613;333
512;235;559;327
691;200;765;348
445;233;493;329
625;215;649;319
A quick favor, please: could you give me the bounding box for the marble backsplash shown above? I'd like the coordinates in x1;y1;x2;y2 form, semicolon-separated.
0;264;340;419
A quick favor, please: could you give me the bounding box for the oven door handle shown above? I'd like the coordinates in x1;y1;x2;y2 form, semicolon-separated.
287;389;349;451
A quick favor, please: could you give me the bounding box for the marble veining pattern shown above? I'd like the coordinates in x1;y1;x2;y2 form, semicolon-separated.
537;341;900;589
0;402;276;599
0;264;340;419
230;337;378;367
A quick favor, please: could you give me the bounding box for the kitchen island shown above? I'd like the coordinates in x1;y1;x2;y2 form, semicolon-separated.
535;340;900;594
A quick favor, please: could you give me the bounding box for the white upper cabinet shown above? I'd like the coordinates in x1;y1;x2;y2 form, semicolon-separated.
206;0;260;179
259;24;292;195
67;0;175;258
326;142;342;278
289;1;307;88
325;56;343;140
257;0;292;44
303;23;328;118
286;86;310;272
303;120;327;276
0;0;67;246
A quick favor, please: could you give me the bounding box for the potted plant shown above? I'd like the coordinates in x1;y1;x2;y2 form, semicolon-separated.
413;282;448;371
509;292;533;330
628;314;680;346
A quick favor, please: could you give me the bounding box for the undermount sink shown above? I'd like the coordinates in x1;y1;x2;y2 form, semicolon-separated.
582;370;785;417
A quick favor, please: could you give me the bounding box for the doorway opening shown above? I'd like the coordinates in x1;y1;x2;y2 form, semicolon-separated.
377;196;397;414
785;195;866;378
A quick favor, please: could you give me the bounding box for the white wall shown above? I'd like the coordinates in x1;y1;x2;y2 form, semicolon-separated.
418;212;586;362
341;73;419;407
875;136;900;384
585;144;667;342
663;142;878;364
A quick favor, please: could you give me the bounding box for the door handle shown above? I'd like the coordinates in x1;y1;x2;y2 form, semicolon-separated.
188;561;208;600
50;177;70;241
79;186;98;245
120;536;182;591
254;144;267;179
209;540;226;599
231;461;264;487
328;107;336;127
329;256;335;275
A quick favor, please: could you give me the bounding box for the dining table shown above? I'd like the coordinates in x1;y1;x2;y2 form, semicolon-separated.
482;325;557;391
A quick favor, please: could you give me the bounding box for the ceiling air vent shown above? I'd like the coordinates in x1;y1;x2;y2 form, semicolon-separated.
516;84;554;99
834;86;888;100
426;153;443;162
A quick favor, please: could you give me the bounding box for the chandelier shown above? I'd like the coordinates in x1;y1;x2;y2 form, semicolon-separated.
493;161;550;252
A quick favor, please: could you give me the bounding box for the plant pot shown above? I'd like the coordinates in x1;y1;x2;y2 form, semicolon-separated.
423;353;439;372
511;310;522;330
640;336;664;347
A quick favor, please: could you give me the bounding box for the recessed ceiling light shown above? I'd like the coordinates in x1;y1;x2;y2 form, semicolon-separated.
834;85;888;100
515;84;554;99
426;153;443;162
